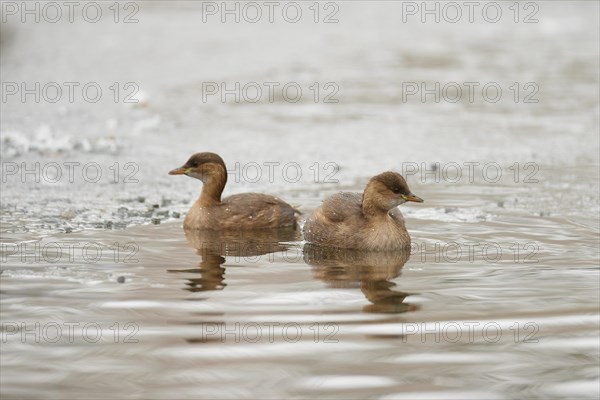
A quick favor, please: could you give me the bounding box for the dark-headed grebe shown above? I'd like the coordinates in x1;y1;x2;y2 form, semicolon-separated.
169;152;298;230
303;171;422;251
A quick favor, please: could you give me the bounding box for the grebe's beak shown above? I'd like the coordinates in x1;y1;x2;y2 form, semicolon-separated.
402;193;424;203
169;166;190;175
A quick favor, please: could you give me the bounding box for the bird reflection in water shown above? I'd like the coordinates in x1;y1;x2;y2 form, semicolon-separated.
304;244;418;314
169;228;300;292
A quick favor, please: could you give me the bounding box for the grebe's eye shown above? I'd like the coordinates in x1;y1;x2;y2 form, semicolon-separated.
392;187;401;194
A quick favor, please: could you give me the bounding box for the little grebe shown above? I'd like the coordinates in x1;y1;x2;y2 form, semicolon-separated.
169;152;298;230
303;171;423;251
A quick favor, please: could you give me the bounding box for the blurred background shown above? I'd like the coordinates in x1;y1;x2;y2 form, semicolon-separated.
1;1;598;233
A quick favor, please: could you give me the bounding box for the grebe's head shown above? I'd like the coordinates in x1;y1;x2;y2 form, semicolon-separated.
169;152;227;183
364;171;423;211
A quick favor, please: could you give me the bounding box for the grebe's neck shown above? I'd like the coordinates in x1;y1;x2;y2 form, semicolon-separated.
361;183;389;220
198;169;227;206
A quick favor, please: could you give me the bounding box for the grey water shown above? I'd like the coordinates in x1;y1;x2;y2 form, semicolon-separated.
1;1;599;399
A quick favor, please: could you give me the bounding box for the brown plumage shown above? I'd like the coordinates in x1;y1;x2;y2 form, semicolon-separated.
169;152;298;230
303;171;423;251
